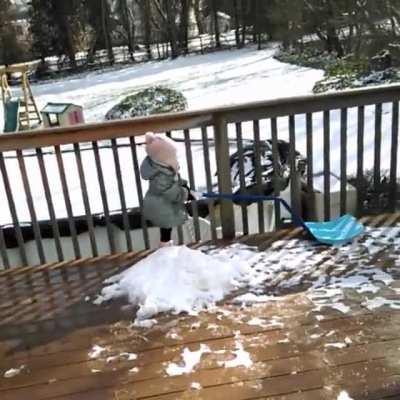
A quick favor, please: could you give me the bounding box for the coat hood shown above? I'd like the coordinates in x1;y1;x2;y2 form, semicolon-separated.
140;156;175;180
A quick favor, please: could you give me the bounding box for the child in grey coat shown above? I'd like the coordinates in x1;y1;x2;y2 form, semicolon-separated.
140;132;188;247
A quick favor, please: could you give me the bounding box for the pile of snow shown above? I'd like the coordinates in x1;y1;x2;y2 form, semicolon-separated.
95;246;252;323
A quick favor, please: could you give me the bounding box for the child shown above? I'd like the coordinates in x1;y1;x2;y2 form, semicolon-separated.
140;132;189;247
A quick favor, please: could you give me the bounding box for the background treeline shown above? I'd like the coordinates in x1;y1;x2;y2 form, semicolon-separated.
1;0;400;74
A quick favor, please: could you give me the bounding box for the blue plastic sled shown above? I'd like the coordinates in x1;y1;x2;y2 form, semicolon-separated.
203;193;364;246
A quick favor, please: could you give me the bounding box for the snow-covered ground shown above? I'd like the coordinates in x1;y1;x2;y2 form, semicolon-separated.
0;43;322;125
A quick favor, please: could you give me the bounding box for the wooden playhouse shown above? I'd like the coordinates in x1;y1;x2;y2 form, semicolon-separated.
41;102;85;128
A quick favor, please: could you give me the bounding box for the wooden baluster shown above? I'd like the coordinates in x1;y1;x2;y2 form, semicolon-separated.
17;149;46;264
289;115;301;220
92;141;116;254
110;139;132;252
271;117;281;229
36;148;64;262
214;114;235;239
357;106;365;216
323;111;331;221
253;119;265;233
306;113;313;194
340;108;348;215
184;129;201;242
130;137;150;249
374;103;382;210
201;126;218;241
390;101;399;212
235;122;249;235
55;145;81;259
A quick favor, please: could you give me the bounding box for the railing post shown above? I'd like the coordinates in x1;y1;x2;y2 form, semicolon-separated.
213;113;235;239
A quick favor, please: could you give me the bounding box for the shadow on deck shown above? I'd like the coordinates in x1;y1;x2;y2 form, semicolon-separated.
1;214;400;399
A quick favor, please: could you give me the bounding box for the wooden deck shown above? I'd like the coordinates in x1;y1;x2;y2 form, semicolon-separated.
1;215;400;399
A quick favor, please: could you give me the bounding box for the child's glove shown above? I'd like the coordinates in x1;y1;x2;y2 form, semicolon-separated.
181;182;201;201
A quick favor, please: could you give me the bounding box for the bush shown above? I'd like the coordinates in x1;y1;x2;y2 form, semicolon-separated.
106;86;187;120
348;169;400;212
325;56;369;77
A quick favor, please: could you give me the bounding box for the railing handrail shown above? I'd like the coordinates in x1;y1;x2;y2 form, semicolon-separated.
1;83;400;151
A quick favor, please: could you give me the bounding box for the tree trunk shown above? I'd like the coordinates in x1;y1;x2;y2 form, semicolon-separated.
101;0;114;64
179;0;189;54
143;0;152;60
233;0;241;48
193;0;203;35
165;0;180;58
120;0;134;61
326;26;343;57
211;0;220;48
241;0;246;46
255;0;262;50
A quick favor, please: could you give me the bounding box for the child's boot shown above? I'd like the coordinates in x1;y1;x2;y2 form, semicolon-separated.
159;240;174;248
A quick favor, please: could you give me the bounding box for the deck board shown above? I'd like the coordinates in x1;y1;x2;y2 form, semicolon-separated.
2;215;400;399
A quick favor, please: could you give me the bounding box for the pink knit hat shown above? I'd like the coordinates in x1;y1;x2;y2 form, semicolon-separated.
145;132;179;172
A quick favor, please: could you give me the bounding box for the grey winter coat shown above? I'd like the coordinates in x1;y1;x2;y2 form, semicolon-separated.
140;156;188;228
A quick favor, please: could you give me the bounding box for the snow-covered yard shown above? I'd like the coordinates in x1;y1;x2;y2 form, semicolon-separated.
0;43;322;126
0;44;398;229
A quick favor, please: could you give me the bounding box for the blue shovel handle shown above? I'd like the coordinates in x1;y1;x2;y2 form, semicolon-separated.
202;192;308;231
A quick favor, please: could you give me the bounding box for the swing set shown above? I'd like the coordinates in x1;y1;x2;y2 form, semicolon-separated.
0;62;42;132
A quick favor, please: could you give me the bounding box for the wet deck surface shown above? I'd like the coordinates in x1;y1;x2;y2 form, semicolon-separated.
1;214;400;399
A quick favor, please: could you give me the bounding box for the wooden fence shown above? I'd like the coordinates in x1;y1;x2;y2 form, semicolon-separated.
0;84;399;268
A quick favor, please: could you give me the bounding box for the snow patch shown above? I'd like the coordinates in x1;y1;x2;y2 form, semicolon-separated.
190;382;202;390
338;391;354;400
3;366;25;378
166;344;210;376
133;319;158;329
219;340;253;369
325;342;347;349
88;345;106;359
362;297;400;310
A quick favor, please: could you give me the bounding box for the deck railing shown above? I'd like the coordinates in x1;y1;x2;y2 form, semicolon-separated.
0;84;399;268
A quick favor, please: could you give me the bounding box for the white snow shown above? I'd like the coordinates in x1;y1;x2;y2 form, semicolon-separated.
0;44;321;128
166;344;210;376
219;340;253;369
132;319;158;329
88;345;106;359
93;225;400;327
95;246;251;324
362;297;400;311
3;365;25;378
190;382;202;390
232;293;277;304
338;391;354;400
325;342;347;349
247;317;268;327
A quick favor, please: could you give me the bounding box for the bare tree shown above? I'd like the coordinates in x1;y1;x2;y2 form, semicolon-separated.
211;0;220;48
117;0;135;61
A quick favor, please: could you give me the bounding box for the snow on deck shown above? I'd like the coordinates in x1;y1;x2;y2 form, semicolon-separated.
1;215;400;399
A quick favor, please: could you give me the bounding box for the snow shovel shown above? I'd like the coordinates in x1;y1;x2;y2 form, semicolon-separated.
203;192;365;246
